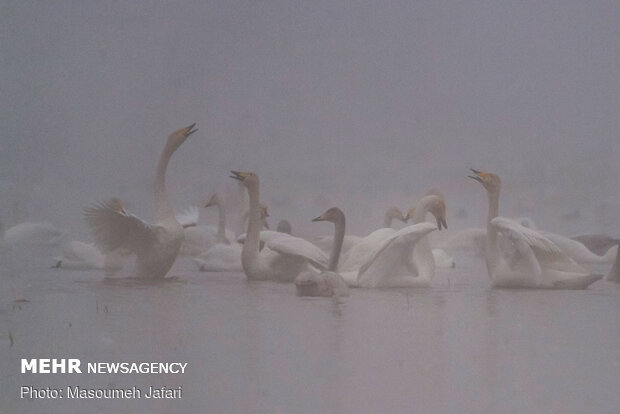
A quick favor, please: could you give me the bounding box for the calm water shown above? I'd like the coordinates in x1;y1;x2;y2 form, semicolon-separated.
1;245;619;414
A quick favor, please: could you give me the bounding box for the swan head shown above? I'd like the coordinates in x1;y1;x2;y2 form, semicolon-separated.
230;171;259;189
468;169;501;194
385;206;407;223
428;197;448;230
312;207;345;224
167;123;197;150
276;220;292;234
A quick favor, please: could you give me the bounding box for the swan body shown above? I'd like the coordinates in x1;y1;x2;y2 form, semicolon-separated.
231;171;328;282
3;222;67;245
193;243;243;272
85;124;196;280
295;207;349;297
469;169;601;289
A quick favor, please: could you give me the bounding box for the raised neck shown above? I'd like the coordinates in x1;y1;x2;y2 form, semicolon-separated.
154;141;176;221
329;212;346;272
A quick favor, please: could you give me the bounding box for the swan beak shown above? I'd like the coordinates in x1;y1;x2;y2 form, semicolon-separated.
468;168;483;183
437;217;448;230
183;123;198;137
204;201;215;208
230;171;250;181
312;215;324;222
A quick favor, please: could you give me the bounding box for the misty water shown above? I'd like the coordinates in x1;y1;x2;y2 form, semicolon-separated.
2;245;619;414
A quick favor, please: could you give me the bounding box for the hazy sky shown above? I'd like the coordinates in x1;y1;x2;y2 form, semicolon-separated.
1;0;618;237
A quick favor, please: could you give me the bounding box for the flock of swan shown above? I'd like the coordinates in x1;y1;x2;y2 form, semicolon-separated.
3;125;619;296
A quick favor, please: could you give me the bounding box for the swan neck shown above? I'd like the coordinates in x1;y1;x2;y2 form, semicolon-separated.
329;215;346;272
486;190;501;273
242;184;262;262
154;142;176;221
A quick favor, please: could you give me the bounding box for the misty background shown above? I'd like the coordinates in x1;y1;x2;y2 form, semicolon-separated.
1;0;618;240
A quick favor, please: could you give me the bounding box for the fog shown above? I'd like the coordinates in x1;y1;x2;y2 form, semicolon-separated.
1;0;619;238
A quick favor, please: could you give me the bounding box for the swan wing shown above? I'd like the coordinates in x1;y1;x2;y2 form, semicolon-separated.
357;223;437;286
490;217;582;274
266;234;329;270
84;201;156;256
176;206;200;228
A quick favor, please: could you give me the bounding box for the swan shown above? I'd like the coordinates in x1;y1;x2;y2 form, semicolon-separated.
191;195;244;272
338;207;407;272
84;123;197;280
230;171;328;281
295;207;349;297
346;194;447;288
179;194;236;257
2;221;67;245
607;242;620;282
469;169;602;289
352;223;438;287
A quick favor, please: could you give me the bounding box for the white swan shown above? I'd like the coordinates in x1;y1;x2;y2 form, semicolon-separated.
230;171;328;281
469;169;602;289
84;124;197;280
179;194;236;257
191;195;243;272
353;223;438;288
295;207;349;297
338;206;407;272
3;221;67;245
346;194;447;288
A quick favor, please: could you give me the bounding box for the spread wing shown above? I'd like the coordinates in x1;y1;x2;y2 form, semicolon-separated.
490;217;583;274
358;223;437;279
266;234;329;270
84;200;156;256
